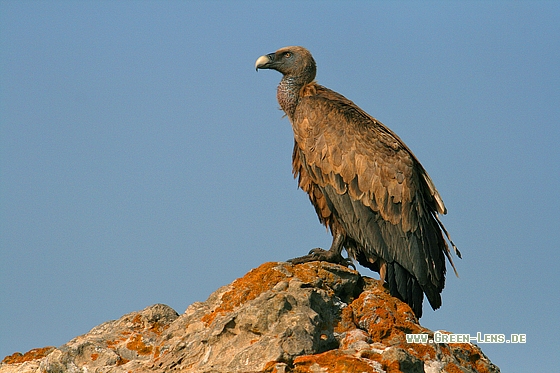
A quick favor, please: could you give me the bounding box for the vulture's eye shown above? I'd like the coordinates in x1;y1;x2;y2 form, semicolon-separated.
284;52;292;58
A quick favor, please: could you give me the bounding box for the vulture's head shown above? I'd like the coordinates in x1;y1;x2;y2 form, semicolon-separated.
255;46;316;83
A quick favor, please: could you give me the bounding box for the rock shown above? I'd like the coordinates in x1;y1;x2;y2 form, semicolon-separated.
0;261;500;373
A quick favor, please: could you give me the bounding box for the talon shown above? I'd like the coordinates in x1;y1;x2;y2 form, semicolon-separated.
288;234;355;268
344;258;357;270
308;247;326;255
288;248;355;269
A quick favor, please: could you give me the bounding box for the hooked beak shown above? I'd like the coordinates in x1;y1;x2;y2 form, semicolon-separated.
255;53;275;71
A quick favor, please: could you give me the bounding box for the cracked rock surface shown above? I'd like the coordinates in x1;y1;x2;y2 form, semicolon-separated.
1;262;499;373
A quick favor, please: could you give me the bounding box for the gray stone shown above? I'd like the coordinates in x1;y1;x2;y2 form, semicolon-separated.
0;262;500;373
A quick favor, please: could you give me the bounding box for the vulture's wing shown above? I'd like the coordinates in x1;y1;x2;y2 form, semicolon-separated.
291;84;457;312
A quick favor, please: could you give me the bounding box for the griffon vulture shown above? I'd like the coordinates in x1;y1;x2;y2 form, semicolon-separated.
255;46;460;317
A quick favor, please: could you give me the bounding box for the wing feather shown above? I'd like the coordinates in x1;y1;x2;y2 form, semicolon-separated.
291;83;454;315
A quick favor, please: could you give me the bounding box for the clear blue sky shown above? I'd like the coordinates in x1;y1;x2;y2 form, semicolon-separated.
1;1;558;371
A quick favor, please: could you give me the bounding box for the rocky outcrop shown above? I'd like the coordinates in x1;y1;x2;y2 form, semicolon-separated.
1;261;499;372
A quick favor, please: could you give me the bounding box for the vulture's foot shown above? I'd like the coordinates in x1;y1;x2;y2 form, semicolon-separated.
288;248;355;269
288;234;355;269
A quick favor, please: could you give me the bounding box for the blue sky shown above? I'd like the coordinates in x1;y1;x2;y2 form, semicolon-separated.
1;1;558;371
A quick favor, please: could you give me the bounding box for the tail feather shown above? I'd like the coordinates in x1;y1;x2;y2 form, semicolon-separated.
385;262;439;318
433;212;461;277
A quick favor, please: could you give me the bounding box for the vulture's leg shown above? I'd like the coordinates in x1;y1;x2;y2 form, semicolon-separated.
288;233;354;268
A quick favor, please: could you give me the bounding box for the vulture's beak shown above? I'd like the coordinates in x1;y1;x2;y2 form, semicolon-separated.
255;53;275;71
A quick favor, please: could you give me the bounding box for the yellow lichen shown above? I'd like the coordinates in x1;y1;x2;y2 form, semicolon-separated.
125;334;152;355
1;347;55;364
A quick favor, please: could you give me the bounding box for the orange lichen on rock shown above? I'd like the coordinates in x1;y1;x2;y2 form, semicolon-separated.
443;362;467;373
126;334;153;356
381;359;403;373
335;279;426;345
201;261;361;326
334;305;357;334
202;262;287;325
131;314;142;325
106;336;128;350
148;321;166;334
293;349;378;373
123;312;171;335
115;356;130;366
1;346;55;364
152;345;160;360
262;361;288;373
406;342;437;361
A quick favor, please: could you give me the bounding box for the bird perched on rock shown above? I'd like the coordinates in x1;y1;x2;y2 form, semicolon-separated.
255;46;460;318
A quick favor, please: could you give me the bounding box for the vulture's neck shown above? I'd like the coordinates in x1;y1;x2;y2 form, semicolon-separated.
277;76;304;119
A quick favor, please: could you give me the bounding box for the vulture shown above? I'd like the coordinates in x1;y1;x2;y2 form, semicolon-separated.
255;46;460;318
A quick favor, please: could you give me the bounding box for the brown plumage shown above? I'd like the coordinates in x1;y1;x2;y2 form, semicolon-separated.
255;46;460;318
